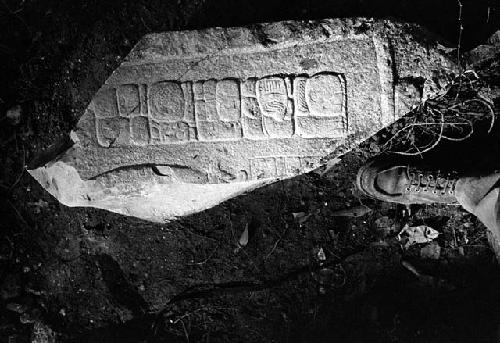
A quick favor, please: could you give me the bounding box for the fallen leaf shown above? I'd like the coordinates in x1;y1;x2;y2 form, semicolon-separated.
292;212;305;219
238;224;249;247
316;247;326;262
398;224;439;247
331;205;372;217
292;212;312;226
401;260;420;277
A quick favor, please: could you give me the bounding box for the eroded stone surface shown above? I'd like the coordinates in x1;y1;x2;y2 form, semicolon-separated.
29;18;457;222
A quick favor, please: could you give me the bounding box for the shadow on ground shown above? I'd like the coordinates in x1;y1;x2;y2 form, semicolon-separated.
3;114;500;342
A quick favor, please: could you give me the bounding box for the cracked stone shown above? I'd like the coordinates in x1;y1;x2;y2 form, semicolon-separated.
29;18;457;222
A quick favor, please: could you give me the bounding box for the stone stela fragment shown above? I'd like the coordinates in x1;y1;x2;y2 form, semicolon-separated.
29;18;457;222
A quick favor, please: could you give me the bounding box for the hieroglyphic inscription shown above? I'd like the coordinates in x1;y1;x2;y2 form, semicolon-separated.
151;155;323;185
92;72;347;147
195;79;243;141
248;155;322;180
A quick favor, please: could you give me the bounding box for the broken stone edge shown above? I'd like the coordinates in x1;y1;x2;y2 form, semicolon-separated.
28;17;459;223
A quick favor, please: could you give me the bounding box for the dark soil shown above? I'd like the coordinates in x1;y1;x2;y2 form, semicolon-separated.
1;0;500;342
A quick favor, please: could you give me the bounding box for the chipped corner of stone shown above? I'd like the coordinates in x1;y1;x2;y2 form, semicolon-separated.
27;157;273;223
69;130;80;145
27;160;153;221
28;161;96;208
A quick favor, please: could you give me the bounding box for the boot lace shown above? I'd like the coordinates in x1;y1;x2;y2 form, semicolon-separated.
405;169;457;195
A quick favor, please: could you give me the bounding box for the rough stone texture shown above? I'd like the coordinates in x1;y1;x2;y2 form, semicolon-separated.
29;18;457;222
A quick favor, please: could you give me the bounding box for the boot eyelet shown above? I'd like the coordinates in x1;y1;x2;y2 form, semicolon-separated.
432;190;437;194
405;187;411;192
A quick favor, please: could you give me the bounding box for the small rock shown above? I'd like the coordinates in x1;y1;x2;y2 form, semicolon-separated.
238;224;249;247
6;105;22;125
420;242;441;260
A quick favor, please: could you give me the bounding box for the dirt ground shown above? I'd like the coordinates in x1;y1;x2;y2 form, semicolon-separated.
1;0;500;342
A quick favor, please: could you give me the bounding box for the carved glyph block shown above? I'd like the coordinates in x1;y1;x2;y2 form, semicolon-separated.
93;72;347;148
29;18;457;222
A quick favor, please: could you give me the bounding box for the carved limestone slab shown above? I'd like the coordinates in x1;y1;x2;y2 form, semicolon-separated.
29;18;457;222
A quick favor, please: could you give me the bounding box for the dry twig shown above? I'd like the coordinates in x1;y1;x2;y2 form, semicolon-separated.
383;73;496;156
